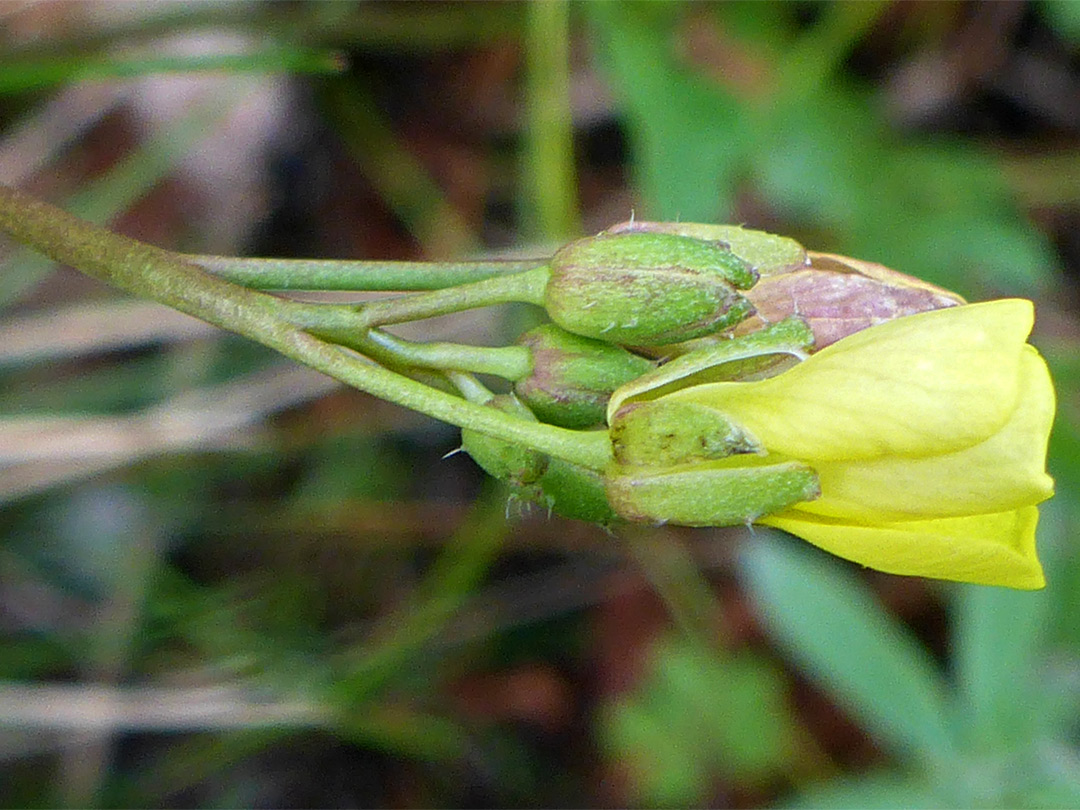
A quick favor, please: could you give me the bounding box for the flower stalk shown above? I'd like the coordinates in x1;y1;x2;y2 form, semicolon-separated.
0;182;611;472
188;254;545;291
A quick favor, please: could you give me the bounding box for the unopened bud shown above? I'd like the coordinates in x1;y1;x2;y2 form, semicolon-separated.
515;324;655;429
461;395;547;485
605;460;820;527
737;252;965;349
543;232;757;346
611;400;762;467
606;220;807;275
537;458;619;525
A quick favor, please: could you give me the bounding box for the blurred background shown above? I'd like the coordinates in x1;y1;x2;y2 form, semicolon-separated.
1;1;1079;807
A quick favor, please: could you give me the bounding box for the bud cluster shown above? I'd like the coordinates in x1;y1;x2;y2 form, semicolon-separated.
462;221;967;529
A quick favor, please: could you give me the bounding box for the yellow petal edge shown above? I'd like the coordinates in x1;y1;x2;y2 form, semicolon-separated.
667;299;1034;460
663;299;1054;589
761;506;1045;589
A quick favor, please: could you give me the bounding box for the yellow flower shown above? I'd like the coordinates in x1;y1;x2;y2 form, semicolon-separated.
630;299;1055;589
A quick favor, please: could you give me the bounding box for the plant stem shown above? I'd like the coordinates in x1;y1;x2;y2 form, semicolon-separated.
524;0;579;240
445;372;495;404
307;321;532;380
279;267;550;332
0;183;612;471
356;267;551;327
358;329;533;381
188;254;548;291
0;48;347;95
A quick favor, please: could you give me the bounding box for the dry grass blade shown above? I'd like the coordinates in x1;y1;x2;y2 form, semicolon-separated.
0;363;339;501
0;683;326;732
0;299;218;366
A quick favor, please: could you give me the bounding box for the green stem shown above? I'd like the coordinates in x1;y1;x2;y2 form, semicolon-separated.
358;329;533;381
524;0;579;240
333;488;509;703
445;372;495;404
0;184;611;471
355;267;551;327
307;322;532;381
188;254;548;291
279;267;550;333
0;48;346;95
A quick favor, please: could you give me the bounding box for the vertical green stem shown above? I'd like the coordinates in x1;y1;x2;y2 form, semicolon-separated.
524;0;580;240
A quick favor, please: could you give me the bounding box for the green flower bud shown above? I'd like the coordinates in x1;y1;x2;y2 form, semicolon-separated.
461;394;547;485
537;458;619;525
611;400;762;467
543;232;758;346
606;220;808;275
605;460;820;527
514;324;655;429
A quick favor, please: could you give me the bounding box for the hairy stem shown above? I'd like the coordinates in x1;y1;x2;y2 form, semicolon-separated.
0;184;611;471
277;265;550;333
353;267;551;327
188;254;548;291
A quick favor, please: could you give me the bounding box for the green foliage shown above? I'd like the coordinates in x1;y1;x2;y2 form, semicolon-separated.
1040;0;1080;42
601;634;796;806
587;3;1057;297
739;532;1080;808
739;533;956;766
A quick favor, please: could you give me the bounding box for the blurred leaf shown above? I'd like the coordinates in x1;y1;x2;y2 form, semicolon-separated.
0;635;74;680
585;3;747;221
603;695;707;807
292;433;412;504
0;47;344;95
1040;0;1080;43
952;581;1050;752
320;78;479;258
331;487;510;703
590;3;1056;297
785;770;938;809
601;633;796;806
752;94;1054;296
657;641;794;781
334;705;468;761
737;533;957;766
0;101;226;305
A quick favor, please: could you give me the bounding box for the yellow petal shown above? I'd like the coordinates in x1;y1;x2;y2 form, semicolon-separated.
666;300;1033;460
760;506;1045;589
797;345;1055;521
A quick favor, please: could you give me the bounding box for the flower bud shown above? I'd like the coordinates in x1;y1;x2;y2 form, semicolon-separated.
605;460;820;527
543;231;757;346
736;252;965;349
611;400;762;467
606;220;808;274
514;324;655;429
461;395;547;485
537;458;619;525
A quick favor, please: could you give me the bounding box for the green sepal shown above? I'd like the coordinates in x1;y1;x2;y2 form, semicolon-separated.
607;317;815;422
611;399;762;467
544;232;757;346
461;394;548;485
605;460;820;527
515;323;655;428
536;458;620;525
606;221;808;275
